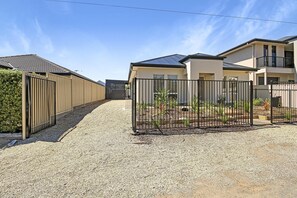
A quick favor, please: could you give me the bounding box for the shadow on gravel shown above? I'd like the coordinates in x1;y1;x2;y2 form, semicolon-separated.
15;100;110;146
133;125;281;136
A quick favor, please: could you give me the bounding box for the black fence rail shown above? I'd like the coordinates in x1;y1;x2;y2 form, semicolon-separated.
132;78;253;133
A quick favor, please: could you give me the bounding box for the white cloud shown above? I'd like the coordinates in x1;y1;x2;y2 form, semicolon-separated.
34;19;54;53
12;25;31;53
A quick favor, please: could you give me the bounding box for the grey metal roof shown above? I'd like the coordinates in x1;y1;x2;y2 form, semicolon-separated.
0;54;71;74
0;60;13;69
223;62;258;71
0;54;104;86
218;38;287;56
278;35;297;42
132;54;186;67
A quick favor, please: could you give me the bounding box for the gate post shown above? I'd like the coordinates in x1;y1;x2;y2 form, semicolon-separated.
197;79;200;128
250;81;253;126
22;72;27;140
270;82;273;124
132;78;137;132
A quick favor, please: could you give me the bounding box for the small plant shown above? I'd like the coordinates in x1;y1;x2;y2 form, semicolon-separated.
154;89;169;113
138;102;148;110
220;115;229;124
191;95;199;112
152;119;161;128
217;95;226;104
215;105;225;116
244;102;250;113
284;112;292;121
182;118;190;127
263;99;270;111
253;98;264;106
168;98;178;109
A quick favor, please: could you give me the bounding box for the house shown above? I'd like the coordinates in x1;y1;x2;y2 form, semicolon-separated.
218;36;297;85
128;53;257;104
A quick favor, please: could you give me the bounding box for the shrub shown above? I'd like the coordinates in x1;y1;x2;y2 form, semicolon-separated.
253;98;264;106
0;70;22;133
168;98;178;109
138;102;148;110
217;95;226;104
215;105;225;116
220;115;229;124
191;96;199;112
285;112;292;121
244;102;250;113
182;118;190;127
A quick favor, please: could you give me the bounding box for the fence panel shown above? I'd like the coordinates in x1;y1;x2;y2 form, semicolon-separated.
24;74;56;137
132;78;252;132
271;83;297;123
47;73;72;115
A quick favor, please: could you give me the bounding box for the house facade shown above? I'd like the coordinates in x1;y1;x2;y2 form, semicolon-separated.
218;36;297;85
128;53;256;104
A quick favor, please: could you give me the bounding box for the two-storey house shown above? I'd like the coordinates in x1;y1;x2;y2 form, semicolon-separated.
218;36;297;85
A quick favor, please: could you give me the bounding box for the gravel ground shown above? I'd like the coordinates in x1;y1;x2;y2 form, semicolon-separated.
0;100;297;197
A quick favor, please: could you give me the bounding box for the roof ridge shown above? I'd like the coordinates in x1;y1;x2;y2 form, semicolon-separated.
0;54;37;59
133;53;185;64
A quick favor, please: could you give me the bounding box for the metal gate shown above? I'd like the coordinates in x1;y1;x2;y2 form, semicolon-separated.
24;74;56;138
132;78;253;133
105;80;127;99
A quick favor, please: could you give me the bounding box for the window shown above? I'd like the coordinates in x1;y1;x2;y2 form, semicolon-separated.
167;75;178;93
153;74;164;92
258;77;279;85
272;46;276;67
263;45;269;66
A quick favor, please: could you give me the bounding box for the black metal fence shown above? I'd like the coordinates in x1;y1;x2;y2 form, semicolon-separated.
25;75;56;137
132;78;253;132
253;82;297;124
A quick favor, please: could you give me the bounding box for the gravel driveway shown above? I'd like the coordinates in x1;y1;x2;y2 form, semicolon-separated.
0;100;297;197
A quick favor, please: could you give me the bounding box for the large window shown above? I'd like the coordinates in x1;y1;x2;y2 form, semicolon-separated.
167;75;178;93
153;74;164;92
258;77;279;85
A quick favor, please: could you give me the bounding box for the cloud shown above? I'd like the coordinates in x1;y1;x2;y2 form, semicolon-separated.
34;19;54;53
12;25;31;53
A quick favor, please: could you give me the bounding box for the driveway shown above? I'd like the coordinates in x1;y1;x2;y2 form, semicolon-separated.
0;100;297;197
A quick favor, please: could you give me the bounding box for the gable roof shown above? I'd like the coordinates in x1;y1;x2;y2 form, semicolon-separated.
278;35;297;42
0;54;71;74
0;60;13;69
132;54;186;67
218;38;287;56
180;53;224;62
0;54;103;86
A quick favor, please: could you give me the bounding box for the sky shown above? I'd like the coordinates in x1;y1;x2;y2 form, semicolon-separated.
0;0;296;82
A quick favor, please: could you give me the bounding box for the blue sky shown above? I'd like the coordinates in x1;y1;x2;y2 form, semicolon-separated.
0;0;296;82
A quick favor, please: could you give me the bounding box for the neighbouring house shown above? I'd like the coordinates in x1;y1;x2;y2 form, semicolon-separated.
218;36;297;85
0;54;105;115
128;53;257;104
0;60;13;69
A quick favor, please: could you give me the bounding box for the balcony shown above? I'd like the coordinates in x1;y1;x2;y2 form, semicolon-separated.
256;56;294;68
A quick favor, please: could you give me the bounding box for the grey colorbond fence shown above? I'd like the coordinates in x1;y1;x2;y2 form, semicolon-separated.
132;78;253;133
